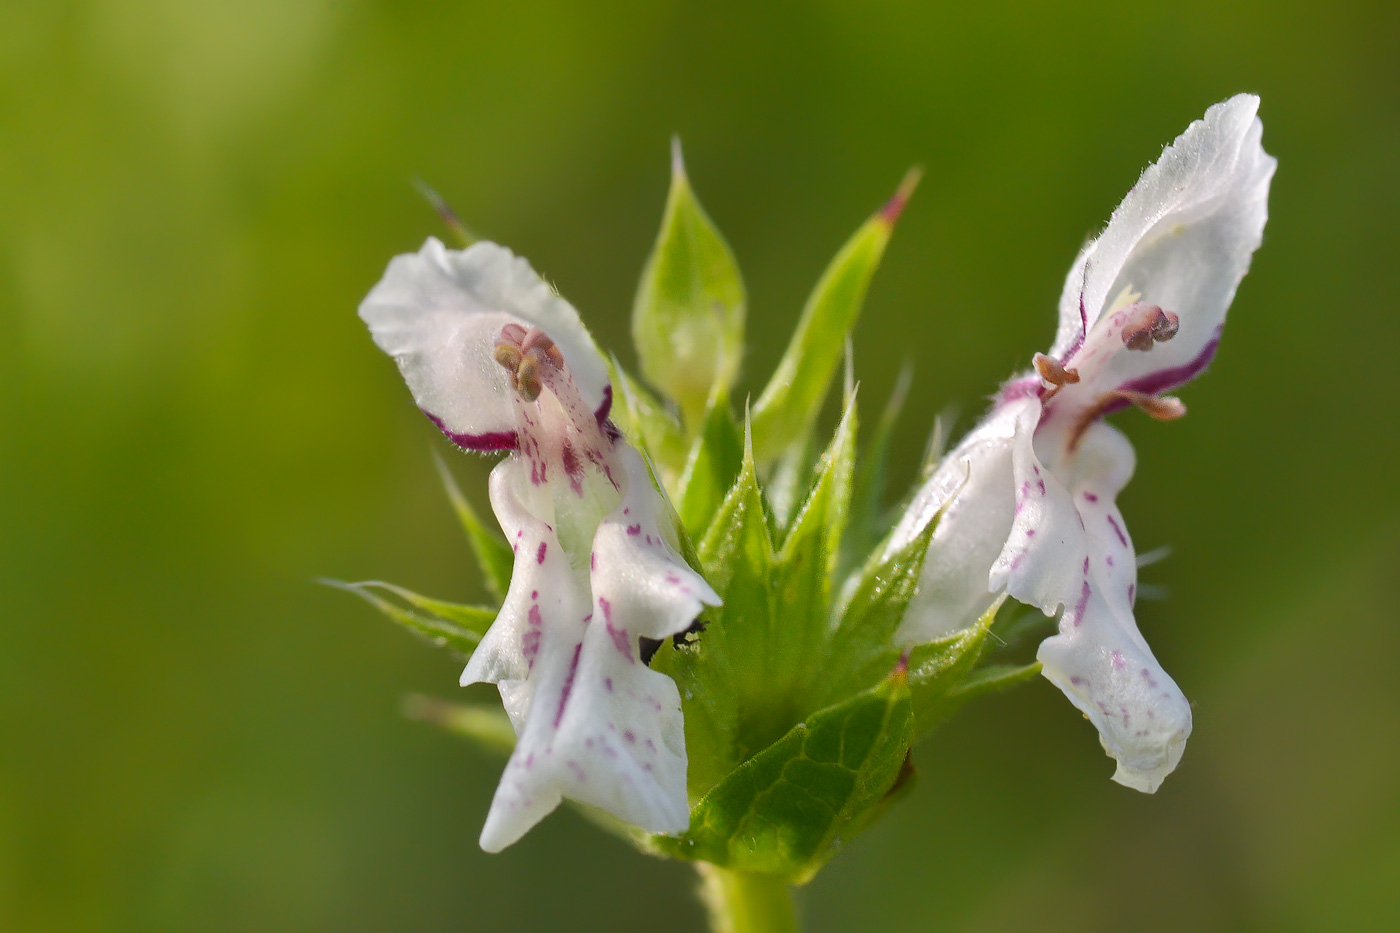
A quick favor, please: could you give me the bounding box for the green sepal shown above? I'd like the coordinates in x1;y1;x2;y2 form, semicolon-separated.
749;170;918;464
845;362;912;569
906;600;1034;735
815;511;937;708
653;421;772;796
326;579;493;658
675;388;745;540
632;139;746;429
767;396;857;700
653;667;913;884
434;455;514;602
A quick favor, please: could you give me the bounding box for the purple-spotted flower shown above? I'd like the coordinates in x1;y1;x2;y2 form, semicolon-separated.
889;94;1275;791
360;238;720;850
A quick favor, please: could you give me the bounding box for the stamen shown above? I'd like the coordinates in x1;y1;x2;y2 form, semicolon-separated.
494;324;563;403
494;343;522;372
516;353;543;402
1034;353;1080;387
1066;388;1187;451
1122;305;1180;351
1116;390;1186;421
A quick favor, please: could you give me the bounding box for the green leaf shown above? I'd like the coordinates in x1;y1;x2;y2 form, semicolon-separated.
750;169;918;464
654;669;913;884
434;455;514;602
633;139;746;428
326;579;494;658
675;388;745;540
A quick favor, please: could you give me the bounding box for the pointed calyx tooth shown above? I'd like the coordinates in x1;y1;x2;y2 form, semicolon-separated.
879;166;923;225
1034;352;1080;387
1121;304;1181;351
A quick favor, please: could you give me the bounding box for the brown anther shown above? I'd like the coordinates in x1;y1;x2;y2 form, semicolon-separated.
493;342;522;372
1034;353;1080;387
494;324;564;402
1151;310;1180;342
1122;305;1179;352
519;330;564;369
516;353;543;402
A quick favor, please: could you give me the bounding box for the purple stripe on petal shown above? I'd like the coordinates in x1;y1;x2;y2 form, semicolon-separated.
1106;514;1129;547
1103;328;1223;416
553;642;583;728
423;410;518;452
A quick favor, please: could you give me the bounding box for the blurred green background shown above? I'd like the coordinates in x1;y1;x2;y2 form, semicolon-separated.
3;0;1398;930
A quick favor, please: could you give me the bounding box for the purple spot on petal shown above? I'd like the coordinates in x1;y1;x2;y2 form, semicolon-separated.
623;730;636;744
599;597;611;622
1070;676;1084;686
1083;491;1099;503
626;524;642;536
594;384;613;426
562;442;582;477
605;618;633;662
604;677;613;692
536;541;547;564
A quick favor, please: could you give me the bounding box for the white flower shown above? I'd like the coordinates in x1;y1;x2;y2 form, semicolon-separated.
360;238;719;850
890;94;1276;791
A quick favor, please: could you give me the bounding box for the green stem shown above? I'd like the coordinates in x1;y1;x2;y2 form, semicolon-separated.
698;864;798;933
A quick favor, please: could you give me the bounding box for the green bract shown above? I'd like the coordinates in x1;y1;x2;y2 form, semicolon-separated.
633;141;746;430
339;153;1041;885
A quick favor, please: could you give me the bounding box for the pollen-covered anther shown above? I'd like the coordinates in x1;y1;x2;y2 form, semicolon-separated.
1121;305;1181;351
494;325;564;402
